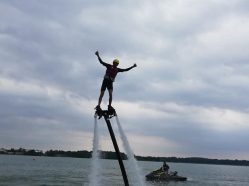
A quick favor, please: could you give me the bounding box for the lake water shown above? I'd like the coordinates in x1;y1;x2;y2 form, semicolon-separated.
0;155;249;186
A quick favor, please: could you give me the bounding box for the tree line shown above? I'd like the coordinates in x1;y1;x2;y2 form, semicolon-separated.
1;148;248;166
0;148;126;159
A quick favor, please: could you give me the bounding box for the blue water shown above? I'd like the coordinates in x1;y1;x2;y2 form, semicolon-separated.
0;155;249;186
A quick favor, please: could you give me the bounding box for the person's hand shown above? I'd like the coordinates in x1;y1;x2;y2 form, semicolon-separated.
133;63;137;67
95;51;99;56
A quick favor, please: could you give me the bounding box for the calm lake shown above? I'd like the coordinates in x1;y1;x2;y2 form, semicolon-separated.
0;155;249;186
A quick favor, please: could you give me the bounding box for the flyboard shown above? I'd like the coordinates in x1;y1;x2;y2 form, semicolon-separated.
95;106;129;186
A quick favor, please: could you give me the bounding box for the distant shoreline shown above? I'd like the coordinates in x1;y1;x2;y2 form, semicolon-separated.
1;147;248;166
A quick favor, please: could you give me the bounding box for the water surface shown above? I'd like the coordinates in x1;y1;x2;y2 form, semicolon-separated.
0;155;249;186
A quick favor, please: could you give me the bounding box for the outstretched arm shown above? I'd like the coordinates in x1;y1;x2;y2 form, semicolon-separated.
118;63;137;72
95;51;108;66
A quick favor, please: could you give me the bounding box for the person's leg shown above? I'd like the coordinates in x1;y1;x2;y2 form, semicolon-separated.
108;89;113;106
97;79;107;107
107;80;113;107
97;90;105;106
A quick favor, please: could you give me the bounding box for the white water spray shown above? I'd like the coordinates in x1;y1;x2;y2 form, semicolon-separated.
115;115;145;186
88;116;100;186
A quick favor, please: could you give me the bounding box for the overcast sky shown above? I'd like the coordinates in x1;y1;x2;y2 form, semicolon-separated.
0;0;249;160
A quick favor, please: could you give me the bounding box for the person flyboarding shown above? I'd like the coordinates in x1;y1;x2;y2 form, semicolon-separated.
95;51;137;111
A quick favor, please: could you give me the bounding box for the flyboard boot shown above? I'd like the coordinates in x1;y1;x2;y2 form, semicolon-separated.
95;105;103;119
108;105;116;118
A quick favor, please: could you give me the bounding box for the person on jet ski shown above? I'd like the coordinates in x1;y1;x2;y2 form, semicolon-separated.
95;51;137;110
162;161;169;174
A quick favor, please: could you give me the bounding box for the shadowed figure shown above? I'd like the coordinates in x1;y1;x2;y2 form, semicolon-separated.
95;51;137;110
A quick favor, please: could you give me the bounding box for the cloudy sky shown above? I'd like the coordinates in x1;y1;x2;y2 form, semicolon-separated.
0;0;249;160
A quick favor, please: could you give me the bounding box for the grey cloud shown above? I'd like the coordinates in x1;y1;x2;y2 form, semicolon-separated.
0;0;249;159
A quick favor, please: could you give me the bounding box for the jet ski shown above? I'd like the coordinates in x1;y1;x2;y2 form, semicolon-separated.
146;168;187;181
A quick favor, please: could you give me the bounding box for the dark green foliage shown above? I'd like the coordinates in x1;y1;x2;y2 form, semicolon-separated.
1;148;249;166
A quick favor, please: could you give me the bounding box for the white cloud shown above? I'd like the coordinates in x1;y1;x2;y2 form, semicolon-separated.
197;107;249;132
196;15;249;59
127;133;180;157
0;0;249;159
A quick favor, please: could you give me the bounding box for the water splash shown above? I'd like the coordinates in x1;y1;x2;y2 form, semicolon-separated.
88;116;100;186
115;115;145;186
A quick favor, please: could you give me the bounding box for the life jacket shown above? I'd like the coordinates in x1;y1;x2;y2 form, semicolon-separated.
104;65;118;81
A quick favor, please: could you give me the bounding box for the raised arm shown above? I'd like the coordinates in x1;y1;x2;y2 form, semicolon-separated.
118;63;137;72
95;51;109;67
